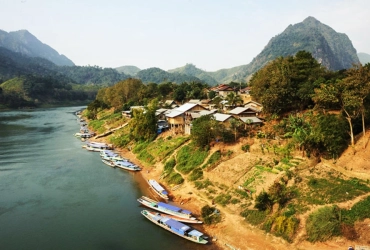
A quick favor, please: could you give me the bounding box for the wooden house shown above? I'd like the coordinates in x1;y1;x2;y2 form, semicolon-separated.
166;103;208;133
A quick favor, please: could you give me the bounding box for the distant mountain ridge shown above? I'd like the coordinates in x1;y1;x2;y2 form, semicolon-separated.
0;29;74;66
358;52;370;65
115;65;141;76
161;16;361;84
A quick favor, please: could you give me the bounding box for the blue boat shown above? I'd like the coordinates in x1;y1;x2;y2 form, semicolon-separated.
141;210;208;244
137;196;198;220
114;160;141;171
148;179;169;200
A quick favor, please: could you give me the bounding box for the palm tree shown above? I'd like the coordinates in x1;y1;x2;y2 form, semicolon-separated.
226;92;243;108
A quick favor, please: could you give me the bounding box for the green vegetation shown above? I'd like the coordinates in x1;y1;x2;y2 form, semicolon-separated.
194;179;213;190
341;195;370;225
297;177;370;205
306;206;341;242
163;158;176;173
202;150;221;169
214;193;232;206
201;205;221;225
189;168;203;181
165;172;184;185
176;143;208;174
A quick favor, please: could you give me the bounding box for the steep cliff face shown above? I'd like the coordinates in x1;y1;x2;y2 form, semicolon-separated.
247;17;359;74
0;29;74;66
208;16;360;83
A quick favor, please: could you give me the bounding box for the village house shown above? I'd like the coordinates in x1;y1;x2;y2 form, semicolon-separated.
240;86;252;104
155;108;171;121
213;113;236;129
166;102;208;133
209;84;238;98
184;110;217;134
163;100;178;109
228;106;261;118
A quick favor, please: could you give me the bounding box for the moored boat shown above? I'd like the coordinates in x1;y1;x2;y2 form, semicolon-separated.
114;160;141;171
100;150;128;162
137;196;197;220
102;159;115;168
148;179;169;200
143;209;202;224
84;142;113;152
141;210;208;244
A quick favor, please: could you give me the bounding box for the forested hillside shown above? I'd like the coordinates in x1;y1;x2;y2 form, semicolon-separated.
0;29;74;66
84;51;370;248
0;47;129;108
135;67;204;84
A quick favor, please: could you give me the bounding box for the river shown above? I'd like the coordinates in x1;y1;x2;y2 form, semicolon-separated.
0;106;218;250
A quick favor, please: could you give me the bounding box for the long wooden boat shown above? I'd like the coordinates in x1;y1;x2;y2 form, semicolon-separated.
137;196;197;220
148;179;169;200
144;209;202;224
102;159;115;168
84;142;113;152
114;160;141;171
141;210;208;244
100;150;128;162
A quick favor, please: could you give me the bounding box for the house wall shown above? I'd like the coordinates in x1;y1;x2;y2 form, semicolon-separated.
167;116;184;126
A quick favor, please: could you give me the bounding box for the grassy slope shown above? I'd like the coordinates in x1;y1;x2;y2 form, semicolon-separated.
88;108;370;246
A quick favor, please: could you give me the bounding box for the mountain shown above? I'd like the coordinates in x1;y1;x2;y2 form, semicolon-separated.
173;16;360;84
115;65;141;76
0;29;74;66
225;16;360;82
135;67;204;84
358;52;370;65
168;64;218;85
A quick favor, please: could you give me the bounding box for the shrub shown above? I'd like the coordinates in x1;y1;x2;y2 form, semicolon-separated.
163;158;176;173
241;144;250;152
240;209;267;225
272;215;299;242
194;179;213;190
189;168;203;181
306;205;341;242
166;172;184;185
214;193;232;206
255;191;273;211
341;195;370;225
201;205;221;225
203;150;221;169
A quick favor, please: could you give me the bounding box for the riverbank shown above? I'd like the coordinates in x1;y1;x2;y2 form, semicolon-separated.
84;111;369;250
110;141;289;250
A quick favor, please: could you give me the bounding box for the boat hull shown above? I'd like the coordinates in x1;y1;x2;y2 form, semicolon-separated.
141;210;208;244
137;196;197;220
145;210;202;224
148;179;169;200
102;159;115;168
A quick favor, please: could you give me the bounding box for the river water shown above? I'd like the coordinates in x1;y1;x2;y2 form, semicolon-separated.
0;107;218;250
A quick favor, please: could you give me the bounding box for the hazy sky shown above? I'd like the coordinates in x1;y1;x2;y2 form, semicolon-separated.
1;0;369;71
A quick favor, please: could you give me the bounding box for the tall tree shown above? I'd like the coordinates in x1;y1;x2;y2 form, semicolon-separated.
250;51;326;115
342;63;370;139
129;100;158;141
313;79;360;146
225;92;243;108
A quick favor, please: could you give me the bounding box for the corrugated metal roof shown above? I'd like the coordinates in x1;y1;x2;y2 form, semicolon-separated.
165;219;190;232
229;107;247;114
239;117;263;123
188;230;203;237
177;103;198;112
213;113;232;122
166;110;183;118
